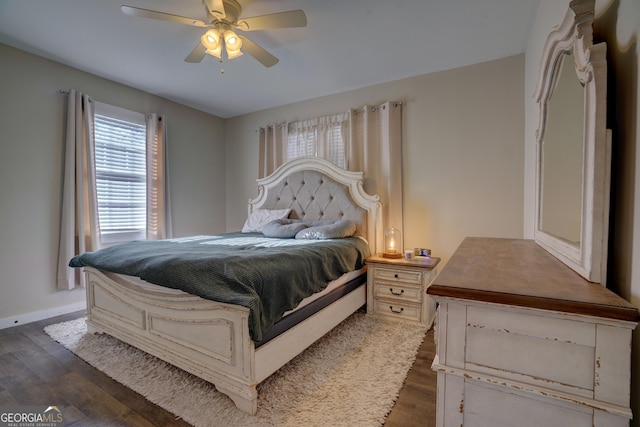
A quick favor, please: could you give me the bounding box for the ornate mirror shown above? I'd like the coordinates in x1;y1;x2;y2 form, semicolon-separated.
534;0;611;284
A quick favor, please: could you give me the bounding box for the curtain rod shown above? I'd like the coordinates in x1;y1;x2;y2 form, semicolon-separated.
354;101;403;113
256;101;403;132
57;89;93;103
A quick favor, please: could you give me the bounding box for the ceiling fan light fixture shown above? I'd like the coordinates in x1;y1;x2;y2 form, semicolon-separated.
201;28;222;59
223;29;243;59
226;48;243;59
224;30;242;49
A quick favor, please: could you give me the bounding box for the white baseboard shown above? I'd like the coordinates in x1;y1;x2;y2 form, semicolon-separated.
0;301;87;330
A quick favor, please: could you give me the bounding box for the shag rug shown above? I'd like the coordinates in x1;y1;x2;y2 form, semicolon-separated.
45;313;426;427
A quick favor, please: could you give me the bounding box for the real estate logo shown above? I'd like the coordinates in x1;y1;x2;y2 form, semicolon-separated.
0;406;63;427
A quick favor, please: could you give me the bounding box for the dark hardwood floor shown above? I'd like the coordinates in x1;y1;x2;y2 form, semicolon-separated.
384;328;437;427
0;311;437;426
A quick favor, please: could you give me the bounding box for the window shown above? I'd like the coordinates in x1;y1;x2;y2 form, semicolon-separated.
286;127;315;160
286;114;348;169
93;102;147;244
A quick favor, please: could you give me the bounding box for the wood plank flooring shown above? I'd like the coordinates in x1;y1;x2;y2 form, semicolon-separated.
0;311;437;426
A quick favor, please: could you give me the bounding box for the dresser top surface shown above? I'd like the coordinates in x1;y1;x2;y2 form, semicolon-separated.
428;237;640;322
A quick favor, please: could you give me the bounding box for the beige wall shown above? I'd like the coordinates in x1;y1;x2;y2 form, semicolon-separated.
525;0;640;422
0;43;227;327
225;55;525;265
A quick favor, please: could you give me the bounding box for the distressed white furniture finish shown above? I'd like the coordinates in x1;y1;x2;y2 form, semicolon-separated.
429;238;639;427
365;254;440;328
84;157;381;415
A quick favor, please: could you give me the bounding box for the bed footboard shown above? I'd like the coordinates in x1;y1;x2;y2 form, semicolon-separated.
84;267;259;414
83;267;367;415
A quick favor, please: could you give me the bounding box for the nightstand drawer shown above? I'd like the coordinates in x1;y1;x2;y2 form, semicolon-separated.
373;299;421;322
373;267;422;285
373;282;422;303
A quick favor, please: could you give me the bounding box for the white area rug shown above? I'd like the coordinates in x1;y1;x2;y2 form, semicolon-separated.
45;313;426;427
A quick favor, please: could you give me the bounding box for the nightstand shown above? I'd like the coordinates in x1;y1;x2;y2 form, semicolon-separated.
365;254;440;327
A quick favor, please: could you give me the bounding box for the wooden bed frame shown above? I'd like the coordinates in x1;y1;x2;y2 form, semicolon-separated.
83;157;381;414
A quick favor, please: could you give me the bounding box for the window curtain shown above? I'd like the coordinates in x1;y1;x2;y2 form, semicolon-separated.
258;123;287;178
347;102;403;250
257;101;403;250
146;114;173;240
56;90;100;290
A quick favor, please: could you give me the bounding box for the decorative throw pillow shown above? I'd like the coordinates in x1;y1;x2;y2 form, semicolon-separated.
295;219;357;240
262;219;309;238
241;209;291;233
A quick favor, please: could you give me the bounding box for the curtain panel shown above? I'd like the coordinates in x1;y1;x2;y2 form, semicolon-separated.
146;114;173;240
56;90;100;290
258;101;403;250
348;102;403;249
258;123;287;179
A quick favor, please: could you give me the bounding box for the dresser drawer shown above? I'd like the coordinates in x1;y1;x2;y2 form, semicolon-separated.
464;304;597;396
373;266;422;285
373;299;421;322
373;281;422;303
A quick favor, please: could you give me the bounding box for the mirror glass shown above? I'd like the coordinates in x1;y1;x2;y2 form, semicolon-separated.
539;50;584;245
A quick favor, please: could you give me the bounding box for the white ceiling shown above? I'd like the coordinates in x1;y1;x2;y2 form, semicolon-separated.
0;0;540;118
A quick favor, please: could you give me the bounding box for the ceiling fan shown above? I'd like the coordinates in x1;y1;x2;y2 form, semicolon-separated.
121;0;307;68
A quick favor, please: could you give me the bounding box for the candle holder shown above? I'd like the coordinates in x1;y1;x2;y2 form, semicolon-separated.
383;227;403;258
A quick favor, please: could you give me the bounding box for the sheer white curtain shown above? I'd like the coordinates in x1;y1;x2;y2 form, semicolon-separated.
257;102;403;249
146;114;173;240
56;90;100;290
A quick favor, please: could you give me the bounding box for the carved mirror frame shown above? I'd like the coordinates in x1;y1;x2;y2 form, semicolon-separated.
534;0;611;284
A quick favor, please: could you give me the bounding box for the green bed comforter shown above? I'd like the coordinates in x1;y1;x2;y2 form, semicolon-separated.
69;232;370;341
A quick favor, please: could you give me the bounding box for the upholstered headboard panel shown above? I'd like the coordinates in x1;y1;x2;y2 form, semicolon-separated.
258;170;367;237
248;157;381;252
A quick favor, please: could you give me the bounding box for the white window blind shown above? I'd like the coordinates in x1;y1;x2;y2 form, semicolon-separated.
286;115;347;169
325;124;346;169
287;128;316;160
93;102;146;243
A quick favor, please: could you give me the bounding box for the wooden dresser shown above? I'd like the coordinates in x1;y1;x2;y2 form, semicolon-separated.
428;237;639;427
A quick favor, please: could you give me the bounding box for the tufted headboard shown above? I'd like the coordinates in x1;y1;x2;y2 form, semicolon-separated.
248;157;381;253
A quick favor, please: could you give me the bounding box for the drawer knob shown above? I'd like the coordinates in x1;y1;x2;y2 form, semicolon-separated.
394;273;399;278
389;306;404;314
389;288;404;296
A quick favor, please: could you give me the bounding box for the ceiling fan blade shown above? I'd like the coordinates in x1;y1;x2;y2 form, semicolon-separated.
203;0;226;19
185;43;207;63
239;36;279;67
121;5;208;27
237;10;307;31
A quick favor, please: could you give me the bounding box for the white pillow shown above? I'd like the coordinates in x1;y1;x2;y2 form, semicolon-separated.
241;208;291;233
